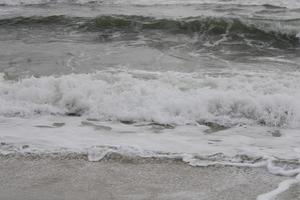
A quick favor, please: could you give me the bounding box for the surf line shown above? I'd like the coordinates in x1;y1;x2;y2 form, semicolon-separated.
256;158;300;200
181;154;300;200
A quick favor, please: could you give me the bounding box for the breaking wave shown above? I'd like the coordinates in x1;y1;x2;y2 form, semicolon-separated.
0;70;300;127
0;15;299;48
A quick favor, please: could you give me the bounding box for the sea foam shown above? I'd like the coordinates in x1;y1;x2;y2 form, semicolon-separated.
0;70;299;127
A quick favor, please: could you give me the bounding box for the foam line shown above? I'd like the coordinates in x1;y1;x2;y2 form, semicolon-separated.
257;159;300;200
256;174;300;200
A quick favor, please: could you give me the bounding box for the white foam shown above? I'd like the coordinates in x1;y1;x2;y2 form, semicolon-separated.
87;146;114;161
0;70;300;127
257;160;300;200
0;114;299;161
0;113;299;200
257;176;300;200
267;159;300;177
182;154;268;167
0;70;299;190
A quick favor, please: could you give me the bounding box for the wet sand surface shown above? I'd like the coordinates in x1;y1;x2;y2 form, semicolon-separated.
276;183;300;200
0;157;289;200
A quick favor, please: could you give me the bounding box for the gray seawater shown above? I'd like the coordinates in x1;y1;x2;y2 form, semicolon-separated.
0;1;300;78
1;1;300;127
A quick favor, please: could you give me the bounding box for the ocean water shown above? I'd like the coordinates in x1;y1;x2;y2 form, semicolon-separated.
0;0;300;199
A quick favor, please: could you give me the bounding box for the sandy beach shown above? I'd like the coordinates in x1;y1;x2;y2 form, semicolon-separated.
0;157;295;200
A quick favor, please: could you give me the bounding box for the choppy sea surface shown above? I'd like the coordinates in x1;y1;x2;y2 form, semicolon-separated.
0;0;300;199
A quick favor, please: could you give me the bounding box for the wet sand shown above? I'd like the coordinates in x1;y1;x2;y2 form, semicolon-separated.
276;183;300;200
0;157;290;200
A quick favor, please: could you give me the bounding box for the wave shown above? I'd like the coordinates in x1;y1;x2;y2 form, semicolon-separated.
1;0;300;9
0;70;300;127
0;15;299;48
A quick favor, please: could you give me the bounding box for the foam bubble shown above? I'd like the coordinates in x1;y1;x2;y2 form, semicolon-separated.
87;146;114;161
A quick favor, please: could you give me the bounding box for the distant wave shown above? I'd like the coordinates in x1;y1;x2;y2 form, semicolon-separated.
1;0;300;9
0;15;299;48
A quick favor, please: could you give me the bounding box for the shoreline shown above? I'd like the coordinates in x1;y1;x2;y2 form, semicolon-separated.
0;156;293;200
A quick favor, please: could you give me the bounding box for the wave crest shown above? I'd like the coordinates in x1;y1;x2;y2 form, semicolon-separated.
0;15;298;48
